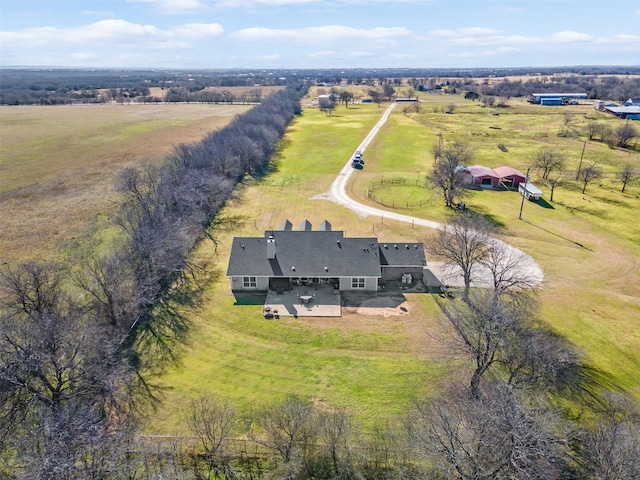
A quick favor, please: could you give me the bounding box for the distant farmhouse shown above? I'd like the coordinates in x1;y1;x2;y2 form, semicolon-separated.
528;93;587;105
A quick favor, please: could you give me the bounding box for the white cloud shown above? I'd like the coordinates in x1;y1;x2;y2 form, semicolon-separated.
550;31;595;43
427;28;544;48
215;0;317;6
231;25;411;43
173;23;224;38
614;34;640;43
496;46;520;53
430;27;502;38
128;0;207;13
81;10;114;17
0;20;225;52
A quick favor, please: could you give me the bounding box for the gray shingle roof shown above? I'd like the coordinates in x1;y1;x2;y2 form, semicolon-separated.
227;230;382;278
378;242;426;267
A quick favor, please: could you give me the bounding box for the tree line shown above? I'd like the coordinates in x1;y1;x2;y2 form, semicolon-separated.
0;69;288;105
0;84;305;479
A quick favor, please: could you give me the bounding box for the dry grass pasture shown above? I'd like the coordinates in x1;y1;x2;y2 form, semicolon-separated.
0;103;250;262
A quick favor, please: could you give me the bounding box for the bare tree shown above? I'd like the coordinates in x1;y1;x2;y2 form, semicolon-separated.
0;261;137;479
427;142;473;209
73;254;137;330
580;393;640;480
338;90;354;108
532;147;565;180
368;89;383;106
545;174;564;202
481;239;542;296
601;125;616;148
578;162;603;194
411;382;569;480
438;291;533;398
424;215;493;298
253;395;318;465
616;122;637;148
482;95;496;107
382;84;395;101
318;408;361;479
186;394;236;478
616;164;639;193
563;112;575;127
585;122;601;141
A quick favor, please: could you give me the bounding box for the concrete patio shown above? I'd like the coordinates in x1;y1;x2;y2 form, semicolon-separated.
263;285;341;317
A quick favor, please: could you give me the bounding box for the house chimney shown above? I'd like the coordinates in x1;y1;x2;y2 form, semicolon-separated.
267;235;276;259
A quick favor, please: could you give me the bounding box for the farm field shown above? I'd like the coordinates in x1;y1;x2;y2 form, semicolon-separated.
0;103;250;262
151;95;640;433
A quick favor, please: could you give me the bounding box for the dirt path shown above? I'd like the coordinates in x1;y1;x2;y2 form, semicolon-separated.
322;102;544;287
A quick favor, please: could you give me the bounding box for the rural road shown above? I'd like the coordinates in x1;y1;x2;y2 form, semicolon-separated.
323;102;544;288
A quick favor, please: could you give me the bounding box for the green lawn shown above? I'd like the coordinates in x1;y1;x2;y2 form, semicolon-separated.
152;96;639;434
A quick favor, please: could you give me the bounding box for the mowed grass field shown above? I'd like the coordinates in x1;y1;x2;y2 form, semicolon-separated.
0;103;250;262
2;92;639;435
346;94;640;400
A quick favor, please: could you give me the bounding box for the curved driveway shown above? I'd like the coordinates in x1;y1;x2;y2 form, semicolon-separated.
325;102;544;287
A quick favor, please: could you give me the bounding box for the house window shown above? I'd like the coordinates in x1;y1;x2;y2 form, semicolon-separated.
243;276;257;288
351;277;366;289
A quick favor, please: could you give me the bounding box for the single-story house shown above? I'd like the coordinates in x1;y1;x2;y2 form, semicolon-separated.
227;220;427;294
460;165;500;188
493;166;526;189
518;182;543;201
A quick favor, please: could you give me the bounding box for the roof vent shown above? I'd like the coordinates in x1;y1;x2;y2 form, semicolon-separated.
324;266;328;272
337;240;341;248
384;245;387;249
394;244;398;249
405;244;409;249
291;266;295;271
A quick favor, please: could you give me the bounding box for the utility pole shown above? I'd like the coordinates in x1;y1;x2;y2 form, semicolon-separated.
576;140;587;180
519;166;531;220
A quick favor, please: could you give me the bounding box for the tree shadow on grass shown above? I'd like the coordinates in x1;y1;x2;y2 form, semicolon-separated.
460;207;506;230
522;219;592;251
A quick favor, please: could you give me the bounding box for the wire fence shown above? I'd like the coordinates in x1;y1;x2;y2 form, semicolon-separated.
367;177;437;209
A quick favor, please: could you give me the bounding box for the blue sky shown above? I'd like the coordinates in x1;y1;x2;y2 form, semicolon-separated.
1;0;639;69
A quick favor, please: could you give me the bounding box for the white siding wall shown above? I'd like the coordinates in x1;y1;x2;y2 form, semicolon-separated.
338;276;378;291
230;276;269;291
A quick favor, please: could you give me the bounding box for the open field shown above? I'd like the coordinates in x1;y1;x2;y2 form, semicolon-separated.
0;103;250;262
2;94;639;435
